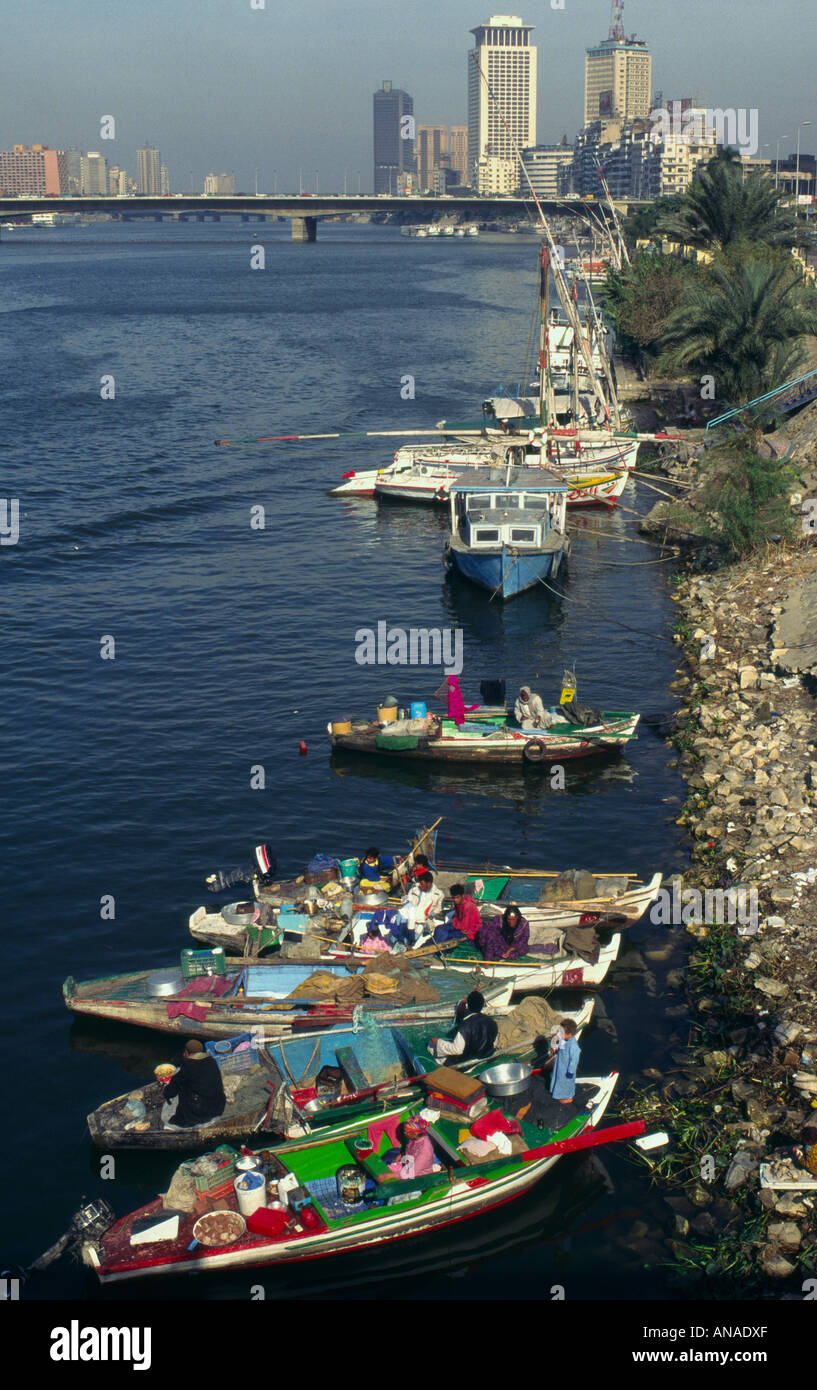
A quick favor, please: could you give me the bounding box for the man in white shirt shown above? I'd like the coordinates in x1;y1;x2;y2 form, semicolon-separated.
393;871;444;947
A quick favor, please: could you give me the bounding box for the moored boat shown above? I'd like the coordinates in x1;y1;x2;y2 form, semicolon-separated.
81;1073;638;1283
444;463;570;599
62;956;513;1039
329;708;640;762
85;996;597;1149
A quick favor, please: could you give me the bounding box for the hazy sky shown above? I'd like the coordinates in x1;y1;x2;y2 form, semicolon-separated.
0;0;813;191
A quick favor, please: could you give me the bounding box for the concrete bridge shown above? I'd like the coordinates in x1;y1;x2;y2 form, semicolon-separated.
0;193;644;241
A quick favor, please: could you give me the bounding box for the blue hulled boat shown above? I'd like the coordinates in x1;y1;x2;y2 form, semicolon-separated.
444;463;570;600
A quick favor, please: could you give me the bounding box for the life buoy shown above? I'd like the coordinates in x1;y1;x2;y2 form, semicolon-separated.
522;737;548;764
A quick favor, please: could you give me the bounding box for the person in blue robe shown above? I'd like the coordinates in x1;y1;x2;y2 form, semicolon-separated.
549;1019;581;1103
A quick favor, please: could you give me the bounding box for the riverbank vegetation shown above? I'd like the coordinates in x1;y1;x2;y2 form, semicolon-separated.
604;152;817;401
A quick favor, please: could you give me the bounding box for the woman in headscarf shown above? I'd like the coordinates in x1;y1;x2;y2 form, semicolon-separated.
477;903;530;962
385;1117;440;1179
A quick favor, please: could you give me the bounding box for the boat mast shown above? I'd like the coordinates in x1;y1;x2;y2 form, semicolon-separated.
538;245;556;430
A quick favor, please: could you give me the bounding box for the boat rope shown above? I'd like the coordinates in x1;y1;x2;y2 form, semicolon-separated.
532;573;679;640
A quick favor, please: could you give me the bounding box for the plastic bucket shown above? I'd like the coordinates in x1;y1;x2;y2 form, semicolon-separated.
338;858;358;879
331;720;352;735
234;1170;266;1217
409;702;427;720
377;705;398;723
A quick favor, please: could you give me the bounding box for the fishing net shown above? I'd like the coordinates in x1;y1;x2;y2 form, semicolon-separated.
494;996;561;1053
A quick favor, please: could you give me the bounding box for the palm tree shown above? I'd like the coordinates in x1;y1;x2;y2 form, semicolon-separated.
656;257;817;404
657;157;805;253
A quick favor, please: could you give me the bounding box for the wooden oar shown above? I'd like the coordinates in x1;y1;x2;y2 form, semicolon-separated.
522;1118;645;1163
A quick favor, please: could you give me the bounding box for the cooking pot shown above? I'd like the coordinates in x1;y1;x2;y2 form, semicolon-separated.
146;969;185;998
479;1061;533;1098
353;890;389;909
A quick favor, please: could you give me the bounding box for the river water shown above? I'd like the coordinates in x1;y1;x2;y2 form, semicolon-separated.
1;220;691;1300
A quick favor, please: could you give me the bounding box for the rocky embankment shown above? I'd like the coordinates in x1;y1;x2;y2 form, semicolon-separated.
636;402;817;1289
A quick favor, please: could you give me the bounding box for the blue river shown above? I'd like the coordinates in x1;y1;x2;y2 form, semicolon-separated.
1;219;690;1300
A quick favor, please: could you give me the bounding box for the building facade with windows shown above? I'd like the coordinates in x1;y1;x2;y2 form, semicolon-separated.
373;81;415;194
468;14;536;194
0;144;67;195
585;36;652;125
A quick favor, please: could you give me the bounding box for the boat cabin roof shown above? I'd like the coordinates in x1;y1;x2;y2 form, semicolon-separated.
449;465;568;494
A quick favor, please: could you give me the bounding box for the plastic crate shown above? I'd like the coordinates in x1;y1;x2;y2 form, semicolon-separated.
206;1033;259;1074
183;1145;239;1193
180;947;226;980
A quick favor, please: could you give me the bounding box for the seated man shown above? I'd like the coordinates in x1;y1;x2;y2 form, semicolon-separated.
428;990;499;1062
434;882;482;944
478;904;530;961
513;685;560;730
158;1039;226;1130
392;871;444;947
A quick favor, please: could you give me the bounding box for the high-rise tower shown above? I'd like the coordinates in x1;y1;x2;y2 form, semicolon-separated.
136;145;161;195
468;15;537;194
584;2;651;125
373;82;415;195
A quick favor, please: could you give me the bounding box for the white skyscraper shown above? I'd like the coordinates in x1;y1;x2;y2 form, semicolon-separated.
468;15;537;194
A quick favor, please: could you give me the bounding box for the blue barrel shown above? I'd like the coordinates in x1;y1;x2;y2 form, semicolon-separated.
410;701;427;720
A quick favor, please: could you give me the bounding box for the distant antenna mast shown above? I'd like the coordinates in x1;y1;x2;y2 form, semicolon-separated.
609;0;625;40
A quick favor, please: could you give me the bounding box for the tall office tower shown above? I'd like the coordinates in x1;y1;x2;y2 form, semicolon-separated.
0;144;67;195
373;81;415;194
80;151;108;195
468;15;537;195
160;164;170;195
448;126;468;183
585;2;651;125
415;125;448;190
65;145;82;194
136;145;161;194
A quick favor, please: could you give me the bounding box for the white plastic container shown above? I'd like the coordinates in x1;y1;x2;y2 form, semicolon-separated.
234;1170;267;1217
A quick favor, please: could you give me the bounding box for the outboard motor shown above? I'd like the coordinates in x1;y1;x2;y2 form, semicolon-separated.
26;1197;116;1273
205;843;278;893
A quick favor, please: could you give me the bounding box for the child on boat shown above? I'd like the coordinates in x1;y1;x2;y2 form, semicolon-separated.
549;1019;581;1104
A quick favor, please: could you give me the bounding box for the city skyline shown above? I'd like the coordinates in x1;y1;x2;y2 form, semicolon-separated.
0;0;815;193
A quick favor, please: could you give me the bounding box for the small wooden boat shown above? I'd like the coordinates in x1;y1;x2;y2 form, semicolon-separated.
420;932;622;992
85;997;597;1149
329;711;640;763
62;958;513;1040
82;1074;640;1283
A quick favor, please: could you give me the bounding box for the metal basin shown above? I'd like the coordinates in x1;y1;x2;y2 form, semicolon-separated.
146;968;185;998
354;890;389;909
479;1061;533;1098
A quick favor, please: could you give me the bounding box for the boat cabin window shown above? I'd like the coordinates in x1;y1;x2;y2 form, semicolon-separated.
465;493;492;512
474;528;500;542
511;527;536;543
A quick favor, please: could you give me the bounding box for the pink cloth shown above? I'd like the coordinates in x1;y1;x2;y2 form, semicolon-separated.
387;1134;437;1179
367;1114;401;1154
446;677;467;726
359;934;391;954
166;1001;208;1022
178;976;231;997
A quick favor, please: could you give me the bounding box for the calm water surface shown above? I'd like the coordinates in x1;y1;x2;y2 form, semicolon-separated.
1;221;691;1300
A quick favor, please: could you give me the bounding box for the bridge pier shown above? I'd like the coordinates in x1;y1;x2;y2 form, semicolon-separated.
291;215;317;242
